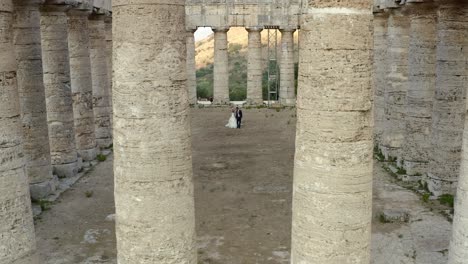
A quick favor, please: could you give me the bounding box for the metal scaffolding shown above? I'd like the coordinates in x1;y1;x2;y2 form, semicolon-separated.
265;26;280;106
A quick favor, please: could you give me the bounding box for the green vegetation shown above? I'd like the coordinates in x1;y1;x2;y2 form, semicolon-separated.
85;190;94;198
97;154;107;162
396;166;407;175
438;194;454;208
422;193;430;203
38;199;52;211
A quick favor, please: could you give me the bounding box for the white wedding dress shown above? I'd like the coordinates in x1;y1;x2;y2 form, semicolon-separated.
226;113;237;128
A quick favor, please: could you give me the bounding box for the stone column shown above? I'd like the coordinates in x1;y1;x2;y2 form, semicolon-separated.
427;2;468;196
105;15;113;131
113;0;196;263
186;29;197;105
380;8;410;163
279;28;296;106
291;1;374;263
40;1;79;178
448;5;468;262
0;0;38;262
89;12;112;149
67;4;97;162
13;0;56;200
372;11;388;146
246;27;263;105
213;27;230;105
402;2;437;176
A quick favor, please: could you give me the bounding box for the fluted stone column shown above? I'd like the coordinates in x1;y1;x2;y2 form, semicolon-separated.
186;29;197;105
0;0;38;262
105;15;113;131
213;27;229;105
67;5;97;162
448;5;468;261
402;2;437;176
40;1;79;178
113;0;196;263
427;2;468;196
279;28;296;106
291;1;374;263
13;0;55;200
380;8;410;163
246;27;263;105
89;12;112;149
373;12;388;145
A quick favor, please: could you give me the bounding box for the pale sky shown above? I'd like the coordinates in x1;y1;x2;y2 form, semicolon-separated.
195;27;214;42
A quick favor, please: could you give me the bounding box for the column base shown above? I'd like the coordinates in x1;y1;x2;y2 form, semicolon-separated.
29;176;59;201
280;98;296;106
53;162;78;178
212;99;230;105
79;147;98;161
246;98;263;106
97;138;113;149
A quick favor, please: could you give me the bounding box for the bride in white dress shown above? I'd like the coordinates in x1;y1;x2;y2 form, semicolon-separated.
225;109;237;128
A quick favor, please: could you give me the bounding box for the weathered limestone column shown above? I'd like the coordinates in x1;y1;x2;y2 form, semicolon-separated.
372;11;388;145
213;27;230;105
246;27;263;105
105;15;112;107
40;1;79;178
450;114;468;262
113;0;196;263
427;2;468;196
279;28;296;106
89;12;112;149
186;29;197;105
449;5;468;259
105;15;113;131
0;0;38;262
67;3;97;162
291;1;374;263
380;8;410;162
402;2;437;176
13;0;55;200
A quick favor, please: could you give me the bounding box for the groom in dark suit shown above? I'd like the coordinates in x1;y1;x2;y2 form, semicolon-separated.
235;107;243;129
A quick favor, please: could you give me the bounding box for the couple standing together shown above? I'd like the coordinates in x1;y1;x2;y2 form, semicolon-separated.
226;107;243;129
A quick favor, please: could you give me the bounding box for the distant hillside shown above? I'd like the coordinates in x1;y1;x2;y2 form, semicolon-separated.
195;27;299;101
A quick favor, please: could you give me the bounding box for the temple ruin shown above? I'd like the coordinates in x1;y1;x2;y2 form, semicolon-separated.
1;0;468;263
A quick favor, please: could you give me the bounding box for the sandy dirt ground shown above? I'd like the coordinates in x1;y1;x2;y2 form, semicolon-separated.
35;108;452;264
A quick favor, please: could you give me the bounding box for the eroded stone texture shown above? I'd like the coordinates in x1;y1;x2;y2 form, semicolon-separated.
291;2;374;263
0;0;38;262
246;27;263;105
186;30;197;105
450;115;468;263
279;28;296;106
213;27;230;105
13;0;55;199
427;3;468;196
105;15;113;131
373;12;388;146
113;0;196;263
381;8;410;163
402;2;437;176
67;8;97;161
40;2;79;178
450;37;468;262
89;13;112;149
